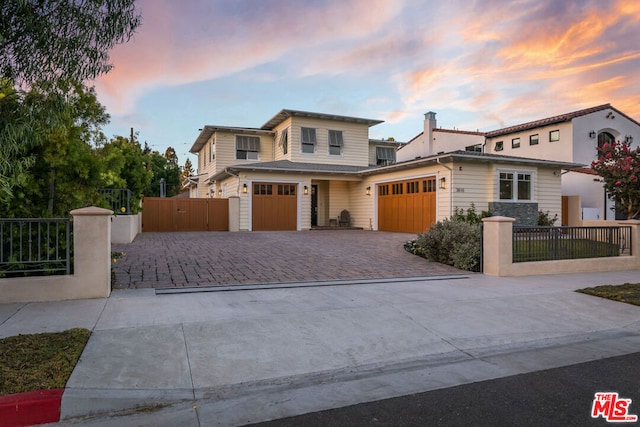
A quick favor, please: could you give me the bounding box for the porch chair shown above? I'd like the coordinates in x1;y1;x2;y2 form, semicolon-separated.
338;209;350;227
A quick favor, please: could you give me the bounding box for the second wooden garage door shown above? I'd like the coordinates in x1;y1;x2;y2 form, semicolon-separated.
378;178;436;233
252;182;298;231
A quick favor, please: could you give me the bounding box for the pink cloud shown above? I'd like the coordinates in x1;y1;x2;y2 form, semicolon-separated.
95;0;402;114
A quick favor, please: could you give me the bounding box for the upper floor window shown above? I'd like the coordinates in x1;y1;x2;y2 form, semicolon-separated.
499;171;532;201
549;129;560;142
279;128;288;155
512;137;520;149
495;141;504;151
301;127;316;154
529;134;539;146
328;130;343;155
376;146;396;165
236;135;260;160
465;144;482;152
210;141;215;161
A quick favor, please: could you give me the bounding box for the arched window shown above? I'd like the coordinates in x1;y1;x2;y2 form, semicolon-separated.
597;131;616;149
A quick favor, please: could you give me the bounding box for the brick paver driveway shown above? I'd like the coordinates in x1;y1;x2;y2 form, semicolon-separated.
112;230;463;289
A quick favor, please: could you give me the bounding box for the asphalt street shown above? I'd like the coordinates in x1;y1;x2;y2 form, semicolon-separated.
252;352;640;427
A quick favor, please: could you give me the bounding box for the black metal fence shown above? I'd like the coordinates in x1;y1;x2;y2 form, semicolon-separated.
513;226;631;263
0;219;72;276
98;188;132;214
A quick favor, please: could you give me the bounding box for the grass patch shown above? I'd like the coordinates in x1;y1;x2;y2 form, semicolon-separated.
514;239;620;262
0;328;91;395
577;283;640;307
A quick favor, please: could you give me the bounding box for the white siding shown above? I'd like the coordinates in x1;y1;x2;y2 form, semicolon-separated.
288;117;370;166
486;122;573;162
448;162;492;215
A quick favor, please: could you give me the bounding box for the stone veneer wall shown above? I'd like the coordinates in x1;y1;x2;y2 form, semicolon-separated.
488;202;538;226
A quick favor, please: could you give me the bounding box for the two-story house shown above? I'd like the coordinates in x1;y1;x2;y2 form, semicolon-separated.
398;104;640;223
188;109;578;232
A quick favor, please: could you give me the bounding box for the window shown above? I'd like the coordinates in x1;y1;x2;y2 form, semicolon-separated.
277;184;296;196
529;134;539;146
495;141;504;151
423;179;436;192
376;147;396;165
549;130;560;142
253;183;273;195
499;171;532;201
328;130;343;155
406;181;420;194
465;144;482;152
512;138;520;149
210;141;215;161
517;173;531;200
236;135;260;160
379;185;389;196
301;127;316;154
279;128;288;155
392;183;403;195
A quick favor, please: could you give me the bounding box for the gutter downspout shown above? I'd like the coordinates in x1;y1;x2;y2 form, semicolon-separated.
225;168;242;196
437;158;453;218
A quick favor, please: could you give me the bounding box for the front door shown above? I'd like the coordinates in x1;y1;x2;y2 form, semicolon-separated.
311;184;318;226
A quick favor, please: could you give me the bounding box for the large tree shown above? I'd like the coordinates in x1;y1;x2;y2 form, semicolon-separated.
591;140;640;219
1;0;140;85
97;134;152;212
0;0;140;207
145;148;181;197
0;81;108;217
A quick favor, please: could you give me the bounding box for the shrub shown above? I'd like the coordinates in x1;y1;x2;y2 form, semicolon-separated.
416;219;481;271
451;203;492;225
538;210;558;226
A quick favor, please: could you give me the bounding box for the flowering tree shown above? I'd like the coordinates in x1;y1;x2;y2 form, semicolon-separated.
591;140;640;219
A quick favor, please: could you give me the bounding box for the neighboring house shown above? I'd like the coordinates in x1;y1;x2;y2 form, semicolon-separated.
398;104;640;222
188;109;578;232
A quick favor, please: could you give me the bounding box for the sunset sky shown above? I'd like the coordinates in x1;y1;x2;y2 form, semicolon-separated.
94;0;640;165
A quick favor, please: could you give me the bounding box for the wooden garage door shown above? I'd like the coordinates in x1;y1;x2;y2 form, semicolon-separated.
252;183;297;231
378;178;436;233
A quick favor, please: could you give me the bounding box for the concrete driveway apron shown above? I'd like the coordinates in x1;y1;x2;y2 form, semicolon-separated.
111;230;463;289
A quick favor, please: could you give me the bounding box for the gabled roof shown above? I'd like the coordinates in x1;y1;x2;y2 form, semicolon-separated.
190;126;274;154
485;104;626;138
261;109;384;130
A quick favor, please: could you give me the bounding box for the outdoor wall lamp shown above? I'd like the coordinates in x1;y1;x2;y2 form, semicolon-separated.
218;189;222;196
589;130;596;139
242;183;247;193
303;185;308;195
625;135;634;144
366;186;371;196
439;177;446;189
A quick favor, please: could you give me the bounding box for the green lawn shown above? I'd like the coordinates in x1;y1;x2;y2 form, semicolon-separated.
577;283;640;307
0;328;90;395
514;238;620;262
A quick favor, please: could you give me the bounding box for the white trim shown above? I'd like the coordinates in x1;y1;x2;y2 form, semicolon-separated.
496;168;536;202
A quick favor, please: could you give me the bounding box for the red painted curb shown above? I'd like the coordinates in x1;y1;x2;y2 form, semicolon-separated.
0;389;63;427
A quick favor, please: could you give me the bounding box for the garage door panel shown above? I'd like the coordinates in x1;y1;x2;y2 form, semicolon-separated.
378;178;436;233
252;182;297;231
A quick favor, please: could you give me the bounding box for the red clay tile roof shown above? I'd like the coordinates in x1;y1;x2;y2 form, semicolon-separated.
485;104;614;137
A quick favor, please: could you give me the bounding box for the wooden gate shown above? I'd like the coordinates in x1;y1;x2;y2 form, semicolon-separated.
378;178;436;233
142;198;229;232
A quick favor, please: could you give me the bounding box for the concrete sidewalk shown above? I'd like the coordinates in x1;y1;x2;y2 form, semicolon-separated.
1;270;640;426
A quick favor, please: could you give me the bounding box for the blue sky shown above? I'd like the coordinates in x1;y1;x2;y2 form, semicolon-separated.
94;0;640;167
